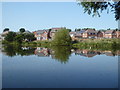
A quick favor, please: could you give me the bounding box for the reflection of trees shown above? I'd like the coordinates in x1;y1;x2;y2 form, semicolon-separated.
2;45;35;57
51;46;71;64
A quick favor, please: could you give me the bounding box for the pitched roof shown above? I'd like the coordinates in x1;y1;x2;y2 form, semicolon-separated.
76;30;86;34
105;30;115;34
85;29;97;33
51;27;65;30
35;30;49;34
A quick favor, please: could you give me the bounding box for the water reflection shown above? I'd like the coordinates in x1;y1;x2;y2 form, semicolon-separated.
2;45;120;63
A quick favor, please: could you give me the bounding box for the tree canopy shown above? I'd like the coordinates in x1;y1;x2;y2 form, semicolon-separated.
52;29;72;46
3;28;9;32
19;28;25;33
77;1;120;20
5;31;16;42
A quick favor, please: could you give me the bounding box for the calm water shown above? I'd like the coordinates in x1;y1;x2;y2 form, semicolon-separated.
2;45;119;88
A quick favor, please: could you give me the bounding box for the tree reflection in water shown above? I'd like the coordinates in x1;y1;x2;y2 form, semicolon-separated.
50;46;71;64
2;45;35;57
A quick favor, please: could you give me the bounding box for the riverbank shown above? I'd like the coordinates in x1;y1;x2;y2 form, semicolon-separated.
2;38;120;50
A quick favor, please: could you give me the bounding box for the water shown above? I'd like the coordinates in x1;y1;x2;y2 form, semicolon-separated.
2;45;119;88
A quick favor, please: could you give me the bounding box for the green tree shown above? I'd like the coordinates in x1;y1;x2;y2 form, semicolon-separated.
4;31;16;42
15;34;24;43
77;1;120;20
52;29;72;45
19;28;25;33
24;33;36;41
3;28;9;32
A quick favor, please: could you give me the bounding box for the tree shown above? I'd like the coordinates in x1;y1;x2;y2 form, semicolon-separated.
15;34;24;43
77;1;120;20
52;29;72;46
19;28;25;33
24;33;36;42
75;28;81;31
4;31;16;42
3;28;9;32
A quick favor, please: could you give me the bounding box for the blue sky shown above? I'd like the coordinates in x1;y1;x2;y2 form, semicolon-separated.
2;2;118;33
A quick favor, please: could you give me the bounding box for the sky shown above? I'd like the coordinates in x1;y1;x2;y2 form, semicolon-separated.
1;2;118;33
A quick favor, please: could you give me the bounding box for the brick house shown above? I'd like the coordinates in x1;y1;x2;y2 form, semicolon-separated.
82;29;97;38
116;31;120;38
33;30;49;41
97;31;104;38
33;27;66;41
74;30;86;39
104;30;117;38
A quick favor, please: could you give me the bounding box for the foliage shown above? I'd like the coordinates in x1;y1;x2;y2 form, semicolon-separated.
77;1;120;20
72;38;120;50
2;44;35;57
14;34;24;43
3;28;9;32
51;46;71;64
4;31;16;42
24;33;36;41
52;29;72;45
19;28;25;33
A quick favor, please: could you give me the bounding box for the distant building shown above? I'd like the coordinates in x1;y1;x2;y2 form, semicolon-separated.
74;30;86;40
82;29;97;38
1;31;9;40
69;31;76;41
104;30;117;38
33;27;65;41
116;31;120;38
33;30;49;41
97;31;104;39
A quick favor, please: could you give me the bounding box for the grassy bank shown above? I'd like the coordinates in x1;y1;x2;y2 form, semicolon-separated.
72;38;120;50
2;38;120;50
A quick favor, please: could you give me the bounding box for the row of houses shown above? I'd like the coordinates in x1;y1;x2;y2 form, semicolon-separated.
33;27;120;41
70;29;120;40
1;27;120;41
33;27;66;41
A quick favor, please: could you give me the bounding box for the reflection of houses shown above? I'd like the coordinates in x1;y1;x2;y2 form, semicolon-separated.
74;49;120;57
104;51;116;56
34;47;50;57
74;49;98;58
104;30;117;38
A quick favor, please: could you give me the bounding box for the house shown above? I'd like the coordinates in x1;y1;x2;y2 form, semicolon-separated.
69;31;76;40
82;29;97;38
97;30;104;39
1;30;9;40
33;29;49;41
74;30;86;39
104;30;117;38
116;31;120;38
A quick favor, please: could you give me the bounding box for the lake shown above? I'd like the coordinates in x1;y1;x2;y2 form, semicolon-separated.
2;45;119;88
